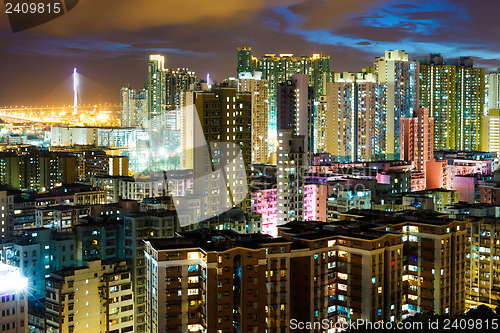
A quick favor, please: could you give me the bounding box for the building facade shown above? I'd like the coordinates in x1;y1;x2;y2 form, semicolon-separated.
374;50;420;160
417;54;485;151
328;72;387;162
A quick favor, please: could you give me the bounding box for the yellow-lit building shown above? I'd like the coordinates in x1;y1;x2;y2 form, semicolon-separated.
465;217;500;311
45;260;134;333
481;109;500;154
238;72;269;164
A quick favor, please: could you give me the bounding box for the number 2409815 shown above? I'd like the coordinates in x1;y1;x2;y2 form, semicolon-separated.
5;2;62;14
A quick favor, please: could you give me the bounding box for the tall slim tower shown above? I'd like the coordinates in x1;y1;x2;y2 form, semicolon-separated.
488;69;500;110
277;74;315;163
277;130;305;225
238;72;269;164
400;108;434;181
147;55;166;130
374;50;420;160
73;68;78;115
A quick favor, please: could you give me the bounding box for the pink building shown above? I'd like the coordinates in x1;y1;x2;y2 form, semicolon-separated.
451;159;493;177
304;184;328;222
401;108;434;184
251;188;277;237
426;158;449;190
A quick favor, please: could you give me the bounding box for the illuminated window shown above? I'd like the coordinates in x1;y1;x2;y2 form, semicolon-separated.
188;276;199;284
188;289;198;296
338;251;348;258
338;273;348;280
378;286;382;294
338;284;347;291
188;252;200;260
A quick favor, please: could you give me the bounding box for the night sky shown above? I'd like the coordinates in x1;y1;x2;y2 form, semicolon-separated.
0;0;499;106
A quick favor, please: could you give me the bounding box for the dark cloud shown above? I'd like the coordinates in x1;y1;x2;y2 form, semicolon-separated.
287;0;390;30
336;24;417;42
402;11;451;20
391;4;418;9
0;0;499;105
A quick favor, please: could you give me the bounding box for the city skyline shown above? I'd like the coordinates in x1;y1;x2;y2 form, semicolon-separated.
2;2;500;332
1;0;500;105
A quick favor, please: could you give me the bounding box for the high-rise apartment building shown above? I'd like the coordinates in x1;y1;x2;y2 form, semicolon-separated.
277;74;315;163
481;109;500;156
236;45;254;73
182;87;252;217
374;50;420;160
147;55;166;130
124;210;184;333
416;54;485;151
304;184;328;222
121;85;148;127
345;210;467;318
488;69;500;110
328;72;387;162
236;48;332;145
165;68;198;113
238;72;269;164
147;55;198;131
314;95;329;153
0;148;77;190
45;260;134;333
144;231;278;333
277;130;305;225
400;108;434;182
465;217;500;310
144;222;408;332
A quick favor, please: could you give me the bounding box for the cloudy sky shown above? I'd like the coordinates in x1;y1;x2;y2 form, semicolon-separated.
0;0;499;106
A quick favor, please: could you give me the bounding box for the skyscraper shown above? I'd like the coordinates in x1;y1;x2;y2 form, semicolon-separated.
374;50;420;160
328;72;387;162
236;45;254;73
481;109;500;156
238;72;269;164
237;48;332;147
182;86;252;218
416;54;485;151
488;68;500;110
277;74;315;163
400;108;434;184
121;84;148;127
147;55;166;130
147;55;198;131
277;130;305;225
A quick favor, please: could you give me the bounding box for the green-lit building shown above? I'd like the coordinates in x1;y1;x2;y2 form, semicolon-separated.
416;54;485;151
236;47;332;148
